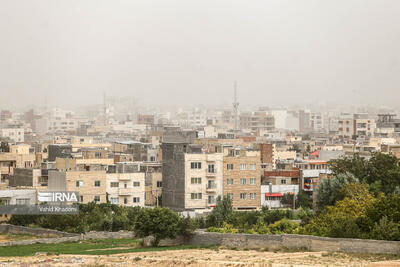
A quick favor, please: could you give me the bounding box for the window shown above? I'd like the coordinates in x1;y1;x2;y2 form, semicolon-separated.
208;164;215;173
110;197;119;204
250;164;256;170
208;195;215;204
191;177;201;184
227;193;233;200
15;198;30;205
227;164;233;170
124;183;127;188
124;197;128;204
191;193;202;200
281;179;286;184
190;162;202;169
76;180;83;188
133;197;140;203
95;152;102;158
157;181;162;188
227;179;233;185
240;164;247;170
240;193;247;200
240;178;246;185
94;181;101;187
94;196;100;202
133;181;140;187
110;182;119;188
250;193;256;200
80;196;83;202
250;178;256;185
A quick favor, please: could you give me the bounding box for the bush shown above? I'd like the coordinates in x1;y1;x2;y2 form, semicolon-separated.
268;219;300;234
369;216;400;241
133;207;181;246
206;223;238;234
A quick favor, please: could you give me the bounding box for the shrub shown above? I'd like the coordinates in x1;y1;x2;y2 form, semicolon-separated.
369;216;400;241
268;219;300;234
133;207;181;246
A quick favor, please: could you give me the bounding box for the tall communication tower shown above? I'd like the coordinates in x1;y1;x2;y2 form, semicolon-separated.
103;92;107;126
233;81;239;132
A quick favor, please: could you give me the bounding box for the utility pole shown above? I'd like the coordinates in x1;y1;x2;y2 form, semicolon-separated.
233;81;239;132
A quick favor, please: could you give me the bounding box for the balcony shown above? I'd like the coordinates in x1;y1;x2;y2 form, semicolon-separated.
303;183;313;191
206;169;217;177
206;184;217;192
118;188;133;195
118;176;132;181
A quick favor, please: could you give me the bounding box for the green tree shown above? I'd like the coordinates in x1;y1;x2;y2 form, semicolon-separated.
315;173;358;211
365;153;400;194
369;216;400;241
296;190;312;209
329;153;400;195
134;207;181;246
206;195;233;227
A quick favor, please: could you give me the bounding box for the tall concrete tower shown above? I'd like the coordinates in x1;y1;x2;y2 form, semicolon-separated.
233;81;239;132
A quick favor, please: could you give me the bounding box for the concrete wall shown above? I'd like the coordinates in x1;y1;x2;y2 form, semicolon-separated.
162;143;187;211
48;170;67;191
0;224;76;238
0;225;135;246
186;231;400;255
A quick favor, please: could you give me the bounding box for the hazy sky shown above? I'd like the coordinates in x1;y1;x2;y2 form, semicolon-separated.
0;0;399;108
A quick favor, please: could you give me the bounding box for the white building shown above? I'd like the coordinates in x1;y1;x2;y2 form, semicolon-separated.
36;117;78;135
0;127;24;143
0;189;36;205
261;184;299;209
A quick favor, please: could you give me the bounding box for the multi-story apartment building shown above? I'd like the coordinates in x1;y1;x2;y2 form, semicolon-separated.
9;168;48;189
0;144;36;183
106;172;145;207
0;127;24;143
337;113;375;140
35;117;78;135
48;170;107;203
162;141;223;211
223;147;261;210
240;111;274;132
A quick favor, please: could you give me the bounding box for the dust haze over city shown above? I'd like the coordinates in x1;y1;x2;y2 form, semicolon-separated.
0;1;400;267
1;0;400;109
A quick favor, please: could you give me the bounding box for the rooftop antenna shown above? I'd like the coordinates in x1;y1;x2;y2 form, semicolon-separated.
103;92;107;126
233;81;239;132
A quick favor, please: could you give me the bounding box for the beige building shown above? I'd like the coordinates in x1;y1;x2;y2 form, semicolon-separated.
184;153;224;209
0;145;36;182
56;158;114;171
223;147;261;210
145;172;162;206
48;170;107;203
106;172;145;207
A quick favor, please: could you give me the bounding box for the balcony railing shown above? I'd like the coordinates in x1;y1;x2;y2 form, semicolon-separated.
206;184;217;192
207;169;217;176
118;188;133;195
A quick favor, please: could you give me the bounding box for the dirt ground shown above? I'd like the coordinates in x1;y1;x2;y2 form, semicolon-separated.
0;249;399;267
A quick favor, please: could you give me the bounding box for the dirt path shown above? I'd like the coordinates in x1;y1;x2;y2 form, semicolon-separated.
0;249;399;266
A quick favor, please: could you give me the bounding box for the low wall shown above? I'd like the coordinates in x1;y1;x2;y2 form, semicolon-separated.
0;224;136;246
0;224;76;238
187;230;400;255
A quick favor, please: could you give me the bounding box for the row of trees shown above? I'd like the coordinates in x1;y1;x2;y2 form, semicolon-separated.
9;203;195;246
205;153;400;241
7;152;400;243
308;152;400;240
